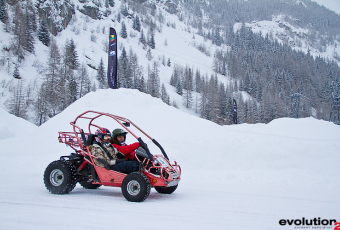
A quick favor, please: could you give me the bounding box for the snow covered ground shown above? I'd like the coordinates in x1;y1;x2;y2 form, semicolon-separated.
0;89;339;230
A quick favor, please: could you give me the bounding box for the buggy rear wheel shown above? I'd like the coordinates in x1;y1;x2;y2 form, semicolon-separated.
121;172;150;202
154;185;178;194
79;180;102;189
44;160;76;194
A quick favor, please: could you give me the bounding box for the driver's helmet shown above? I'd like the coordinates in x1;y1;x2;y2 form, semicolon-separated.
112;128;128;145
95;128;112;146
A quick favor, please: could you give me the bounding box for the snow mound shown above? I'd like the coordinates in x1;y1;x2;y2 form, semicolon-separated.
257;117;340;140
0;108;38;140
1;89;339;230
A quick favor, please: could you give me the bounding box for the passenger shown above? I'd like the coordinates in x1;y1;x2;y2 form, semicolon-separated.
111;128;140;160
89;128;139;174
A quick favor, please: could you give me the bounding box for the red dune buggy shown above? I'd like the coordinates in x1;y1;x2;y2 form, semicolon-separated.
43;111;181;202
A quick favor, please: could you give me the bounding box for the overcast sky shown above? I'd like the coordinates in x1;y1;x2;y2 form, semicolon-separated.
310;0;340;15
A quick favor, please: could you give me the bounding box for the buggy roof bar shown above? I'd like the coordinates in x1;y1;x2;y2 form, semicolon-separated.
71;111;169;160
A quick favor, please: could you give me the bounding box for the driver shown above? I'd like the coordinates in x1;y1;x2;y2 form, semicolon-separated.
89;128;139;174
111;128;140;160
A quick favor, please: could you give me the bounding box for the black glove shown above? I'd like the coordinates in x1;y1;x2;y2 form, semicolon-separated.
117;152;125;159
138;137;148;150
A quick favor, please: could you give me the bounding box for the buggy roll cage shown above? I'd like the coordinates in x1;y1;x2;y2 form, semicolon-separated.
59;110;169;161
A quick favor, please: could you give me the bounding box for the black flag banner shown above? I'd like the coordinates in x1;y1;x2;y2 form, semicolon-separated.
233;99;237;124
107;27;118;89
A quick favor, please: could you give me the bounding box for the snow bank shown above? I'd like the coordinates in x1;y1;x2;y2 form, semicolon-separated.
1;89;339;230
229;117;340;140
0;108;38;140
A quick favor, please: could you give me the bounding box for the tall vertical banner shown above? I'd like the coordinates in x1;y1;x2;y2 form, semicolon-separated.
233;99;237;124
107;27;118;89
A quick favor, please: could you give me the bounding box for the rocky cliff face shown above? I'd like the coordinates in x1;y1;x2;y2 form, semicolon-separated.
6;0;19;6
32;0;180;35
36;0;75;36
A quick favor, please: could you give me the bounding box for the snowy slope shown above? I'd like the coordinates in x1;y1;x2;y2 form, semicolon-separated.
234;14;340;63
1;0;340;124
0;89;339;230
0;0;224;118
0;107;38;140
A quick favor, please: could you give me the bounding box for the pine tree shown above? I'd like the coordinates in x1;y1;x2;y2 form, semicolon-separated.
68;73;78;104
12;3;26;63
129;48;139;89
195;69;202;93
97;58;107;89
161;83;170;105
120;4;129;17
118;47;130;88
218;83;228;124
199;77;209;119
132;15;141;32
139;75;146;93
23;0;37;53
183;88;193;109
46;39;61;87
78;63;91;98
213;27;222;46
183;66;194;108
176;78;183;95
147;62;160;98
13;63;21;79
148;31;155;49
38;19;50;46
120;21;127;39
117;13;121;23
0;0;8;24
66;39;79;70
44;38;62;117
139;29;147;49
146;48;152;61
35;82;49;125
6;79;27;119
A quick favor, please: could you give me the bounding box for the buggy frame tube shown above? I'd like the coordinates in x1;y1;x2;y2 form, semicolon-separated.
71;111;169;160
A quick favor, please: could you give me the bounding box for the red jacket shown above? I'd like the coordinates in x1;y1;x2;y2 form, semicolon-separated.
112;142;140;160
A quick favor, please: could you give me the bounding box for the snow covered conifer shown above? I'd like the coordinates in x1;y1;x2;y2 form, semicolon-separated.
120;21;127;39
118;47;130;88
213;27;222;46
13;63;21;79
12;3;26;62
120;4;128;17
0;0;8;24
6;79;27;119
132;15;141;32
68;74;78;104
146;48;152;61
38;19;50;46
161;83;170;105
65;39;79;70
97;58;107;89
148;32;155;49
78;63;91;98
139;29;147;49
147;62;160;98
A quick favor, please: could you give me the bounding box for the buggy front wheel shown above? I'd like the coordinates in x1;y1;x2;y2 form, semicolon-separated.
121;172;150;202
44;160;76;194
154;185;178;194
